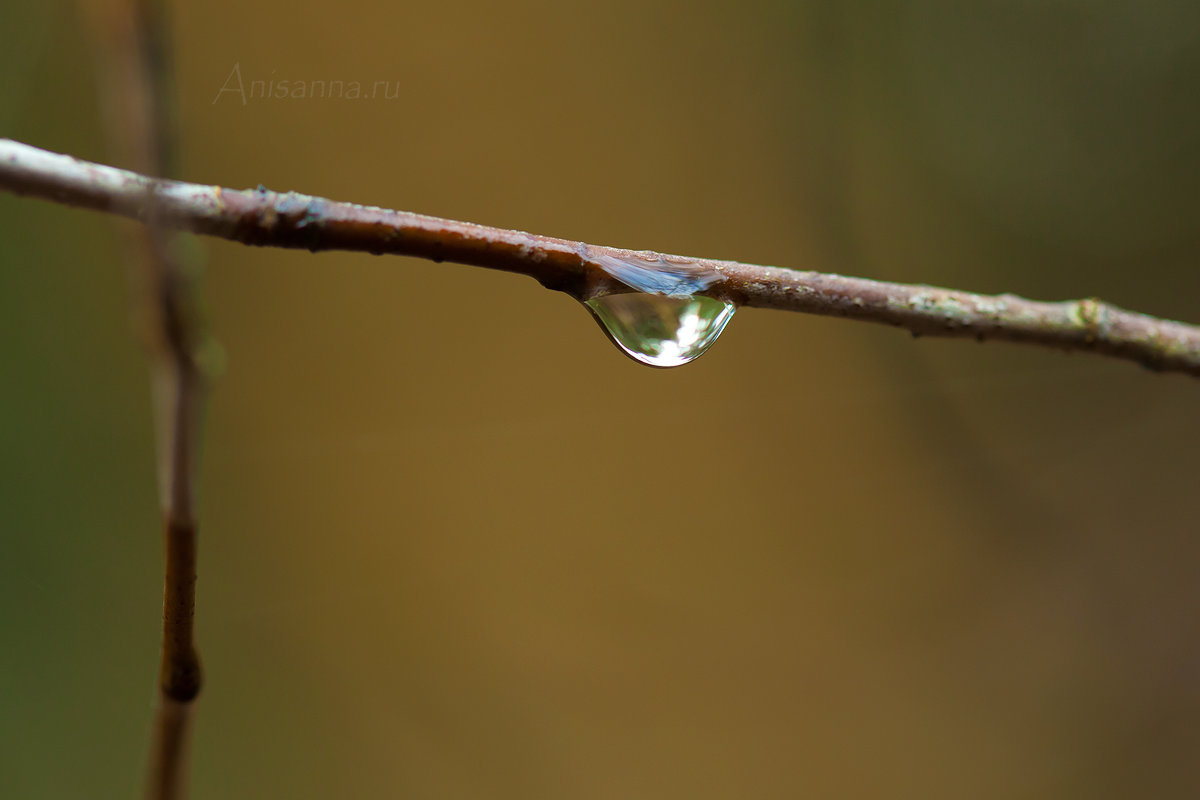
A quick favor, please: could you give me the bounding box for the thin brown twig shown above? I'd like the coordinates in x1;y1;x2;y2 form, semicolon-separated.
132;8;207;797
77;0;207;796
2;136;1199;378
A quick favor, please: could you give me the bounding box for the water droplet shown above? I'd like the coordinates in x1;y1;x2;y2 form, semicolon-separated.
586;293;735;368
586;250;722;296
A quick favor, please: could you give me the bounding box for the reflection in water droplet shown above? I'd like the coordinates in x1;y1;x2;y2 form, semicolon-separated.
586;293;736;368
587;251;722;296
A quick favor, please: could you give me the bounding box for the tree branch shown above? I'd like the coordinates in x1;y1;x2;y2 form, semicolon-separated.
2;136;1199;378
78;0;207;795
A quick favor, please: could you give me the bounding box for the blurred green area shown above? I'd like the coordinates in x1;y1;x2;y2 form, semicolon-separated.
2;0;1200;797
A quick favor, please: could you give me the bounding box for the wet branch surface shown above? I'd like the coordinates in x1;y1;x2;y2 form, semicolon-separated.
2;136;1199;378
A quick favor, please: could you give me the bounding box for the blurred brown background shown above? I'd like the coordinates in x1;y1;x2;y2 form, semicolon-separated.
2;1;1200;797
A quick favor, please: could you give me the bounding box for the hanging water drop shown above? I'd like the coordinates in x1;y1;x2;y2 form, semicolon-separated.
577;247;736;367
586;292;736;368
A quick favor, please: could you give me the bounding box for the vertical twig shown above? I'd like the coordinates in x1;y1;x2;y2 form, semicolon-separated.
135;1;208;796
82;1;209;797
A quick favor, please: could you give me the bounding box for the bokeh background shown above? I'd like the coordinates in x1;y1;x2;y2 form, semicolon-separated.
3;1;1200;797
